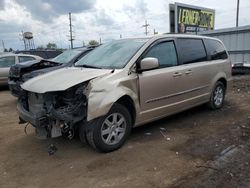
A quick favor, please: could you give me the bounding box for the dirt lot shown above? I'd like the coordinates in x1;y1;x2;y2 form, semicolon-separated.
0;76;250;188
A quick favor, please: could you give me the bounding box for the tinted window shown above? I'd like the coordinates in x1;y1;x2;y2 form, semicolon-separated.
52;49;82;64
144;41;178;68
0;56;15;68
177;39;207;64
18;56;36;63
204;39;228;60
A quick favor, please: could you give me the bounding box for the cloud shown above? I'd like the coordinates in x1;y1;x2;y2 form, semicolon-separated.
123;0;148;20
1;0;250;51
135;0;148;18
14;0;96;22
0;0;5;10
0;21;31;50
48;0;95;13
94;9;114;26
0;22;29;34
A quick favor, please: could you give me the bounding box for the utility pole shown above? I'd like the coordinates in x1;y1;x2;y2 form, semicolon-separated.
153;29;158;35
236;0;240;27
120;34;122;39
99;38;102;45
142;20;150;36
2;40;5;50
68;12;75;49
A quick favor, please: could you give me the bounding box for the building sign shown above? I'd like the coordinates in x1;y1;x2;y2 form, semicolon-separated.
169;3;215;34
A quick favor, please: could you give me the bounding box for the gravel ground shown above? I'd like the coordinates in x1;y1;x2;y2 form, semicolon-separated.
0;76;249;188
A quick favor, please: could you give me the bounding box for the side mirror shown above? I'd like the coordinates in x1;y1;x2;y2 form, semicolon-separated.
139;57;159;72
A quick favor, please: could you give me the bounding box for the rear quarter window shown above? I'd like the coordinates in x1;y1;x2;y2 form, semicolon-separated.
18;56;36;63
177;38;207;64
204;39;228;60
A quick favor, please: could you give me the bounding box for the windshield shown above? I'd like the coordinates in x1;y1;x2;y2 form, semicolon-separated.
52;49;82;64
75;39;148;69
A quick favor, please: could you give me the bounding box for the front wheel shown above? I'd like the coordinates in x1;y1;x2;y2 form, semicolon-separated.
83;103;132;152
208;81;226;110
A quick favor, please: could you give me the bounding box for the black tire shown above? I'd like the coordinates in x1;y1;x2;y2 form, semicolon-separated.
79;122;88;145
208;81;226;110
85;103;132;152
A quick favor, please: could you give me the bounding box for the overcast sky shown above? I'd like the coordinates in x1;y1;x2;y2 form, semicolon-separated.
0;0;249;50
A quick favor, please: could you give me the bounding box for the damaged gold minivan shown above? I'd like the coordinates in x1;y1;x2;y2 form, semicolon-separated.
17;35;232;152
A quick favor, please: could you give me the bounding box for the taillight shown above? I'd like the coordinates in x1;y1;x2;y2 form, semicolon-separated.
230;61;232;76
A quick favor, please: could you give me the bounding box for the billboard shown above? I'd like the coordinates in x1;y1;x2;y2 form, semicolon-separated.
169;3;215;34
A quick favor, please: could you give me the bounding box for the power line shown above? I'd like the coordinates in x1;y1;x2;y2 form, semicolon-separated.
142;20;150;36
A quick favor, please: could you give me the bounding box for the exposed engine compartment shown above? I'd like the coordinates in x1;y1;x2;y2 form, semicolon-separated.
18;83;88;139
50;84;87;122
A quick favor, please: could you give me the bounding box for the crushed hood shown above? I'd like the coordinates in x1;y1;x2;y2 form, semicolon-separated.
21;67;112;93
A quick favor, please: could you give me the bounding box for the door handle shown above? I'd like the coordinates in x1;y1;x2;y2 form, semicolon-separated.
173;72;182;77
185;70;193;75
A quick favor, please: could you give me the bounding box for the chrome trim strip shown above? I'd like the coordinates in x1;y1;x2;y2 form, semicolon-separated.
146;85;209;104
141;93;209;116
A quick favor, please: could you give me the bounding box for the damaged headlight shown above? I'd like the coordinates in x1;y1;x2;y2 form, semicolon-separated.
50;83;88;123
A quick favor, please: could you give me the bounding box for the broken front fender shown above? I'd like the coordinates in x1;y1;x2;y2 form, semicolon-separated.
86;75;140;121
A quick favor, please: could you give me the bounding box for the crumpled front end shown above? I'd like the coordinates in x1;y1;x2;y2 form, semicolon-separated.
17;83;87;139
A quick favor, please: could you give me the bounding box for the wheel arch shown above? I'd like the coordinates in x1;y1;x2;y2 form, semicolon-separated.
217;77;227;89
115;95;136;126
87;85;139;122
211;72;227;90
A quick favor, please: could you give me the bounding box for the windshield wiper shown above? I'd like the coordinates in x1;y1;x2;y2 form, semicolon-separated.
75;64;102;69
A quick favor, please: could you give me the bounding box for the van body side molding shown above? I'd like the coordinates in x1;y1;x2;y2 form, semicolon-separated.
146;85;209;104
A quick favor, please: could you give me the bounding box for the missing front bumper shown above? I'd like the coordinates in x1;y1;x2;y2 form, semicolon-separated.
17;102;57;139
17;102;48;127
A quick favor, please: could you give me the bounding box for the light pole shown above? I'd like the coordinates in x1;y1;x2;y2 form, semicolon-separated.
236;0;240;27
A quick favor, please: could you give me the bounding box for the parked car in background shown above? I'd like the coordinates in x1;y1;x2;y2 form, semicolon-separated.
8;47;95;96
232;63;250;75
0;54;41;86
16;35;232;153
15;50;62;59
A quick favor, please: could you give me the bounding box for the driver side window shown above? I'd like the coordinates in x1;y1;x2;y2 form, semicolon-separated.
144;41;178;68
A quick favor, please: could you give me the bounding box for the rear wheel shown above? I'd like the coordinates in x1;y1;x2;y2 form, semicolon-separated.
208;81;226;110
82;103;132;152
